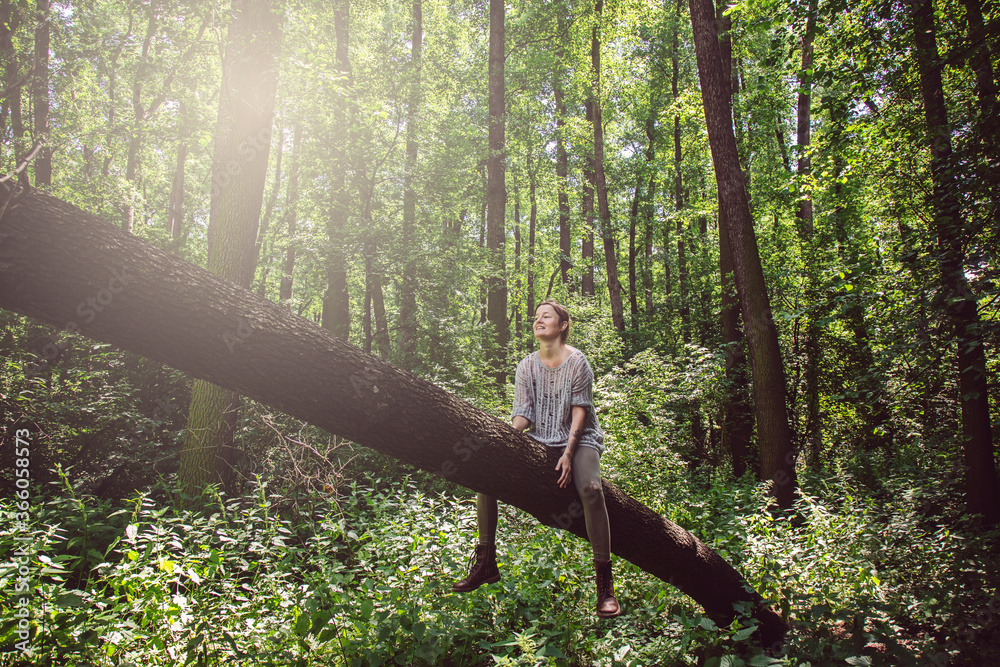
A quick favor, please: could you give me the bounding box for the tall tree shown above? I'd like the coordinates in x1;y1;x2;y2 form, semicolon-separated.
554;63;572;288
1;0;29;188
31;0;51;187
179;0;281;495
279;124;303;303
689;0;797;506
398;0;422;368
486;0;508;386
589;0;625;331
322;0;352;339
908;0;999;524
794;0;821;466
716;0;754;478
672;0;690;343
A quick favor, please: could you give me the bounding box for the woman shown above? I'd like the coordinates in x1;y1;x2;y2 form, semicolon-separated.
452;299;621;618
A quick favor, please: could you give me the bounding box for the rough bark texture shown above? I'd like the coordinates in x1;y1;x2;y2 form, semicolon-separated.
0;182;789;646
716;2;754;480
181;0;280;494
910;0;999;524
689;0;796;507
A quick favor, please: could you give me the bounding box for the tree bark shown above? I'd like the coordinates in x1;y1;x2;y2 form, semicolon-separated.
643;114;656;314
166;140;187;240
716;0;754;480
322;0;352;340
555;69;572;289
689;0;796;507
180;0;280;495
960;0;1000;169
628;171;641;320
31;0;51;187
514;192;522;352
398;0;422;369
486;0;507;387
589;0;624;331
279;124;303;304
527;151;537;313
1;0;29;189
909;0;999;524
581;157;596;298
794;0;821;467
0;182;789;647
672;0;690;343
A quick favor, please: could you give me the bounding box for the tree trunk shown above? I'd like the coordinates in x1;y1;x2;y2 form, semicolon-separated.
909;0;999;524
1;0;29;189
689;0;797;507
322;0;352;340
628;171;641;319
673;0;690;343
398;0;422;368
555;70;572;288
0;182;790;646
514;192;523;353
643;114;656;314
166;140;187;240
960;0;1000;168
589;0;625;331
180;0;281;495
581;158;596;298
122;6;158;233
486;0;507;387
280;124;303;304
527;151;537;314
31;0;51;187
716;1;754;479
794;0;821;468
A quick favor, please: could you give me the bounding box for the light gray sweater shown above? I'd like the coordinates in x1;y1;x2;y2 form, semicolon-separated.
511;348;605;453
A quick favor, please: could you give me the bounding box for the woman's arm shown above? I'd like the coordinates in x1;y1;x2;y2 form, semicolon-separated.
555;405;586;488
512;415;531;432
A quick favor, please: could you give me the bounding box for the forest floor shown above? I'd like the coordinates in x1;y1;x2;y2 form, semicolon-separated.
2;448;998;666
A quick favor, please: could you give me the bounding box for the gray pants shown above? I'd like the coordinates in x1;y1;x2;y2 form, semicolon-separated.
476;446;611;561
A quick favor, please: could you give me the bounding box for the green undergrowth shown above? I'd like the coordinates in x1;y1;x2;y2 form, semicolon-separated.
1;463;998;666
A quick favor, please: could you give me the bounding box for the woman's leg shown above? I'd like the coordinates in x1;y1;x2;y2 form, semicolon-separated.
476;493;498;545
573;447;620;616
453;493;501;592
572;447;611;561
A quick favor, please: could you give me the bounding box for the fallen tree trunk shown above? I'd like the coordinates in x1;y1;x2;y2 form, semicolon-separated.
0;183;789;645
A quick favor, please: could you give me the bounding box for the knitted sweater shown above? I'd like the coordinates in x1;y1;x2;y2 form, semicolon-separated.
511;348;605;453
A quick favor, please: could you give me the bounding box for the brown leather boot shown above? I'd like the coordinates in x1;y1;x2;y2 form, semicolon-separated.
452;544;500;592
594;558;621;617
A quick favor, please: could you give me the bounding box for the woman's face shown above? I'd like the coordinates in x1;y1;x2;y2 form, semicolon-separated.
533;304;566;341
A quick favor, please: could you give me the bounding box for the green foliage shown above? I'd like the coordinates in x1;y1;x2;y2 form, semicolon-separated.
3;457;997;665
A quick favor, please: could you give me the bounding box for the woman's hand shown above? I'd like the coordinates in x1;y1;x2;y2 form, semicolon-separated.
555;452;573;488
